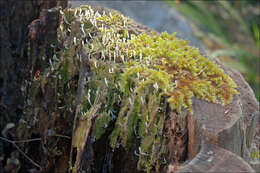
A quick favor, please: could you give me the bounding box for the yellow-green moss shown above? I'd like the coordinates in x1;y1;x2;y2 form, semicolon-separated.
56;5;238;172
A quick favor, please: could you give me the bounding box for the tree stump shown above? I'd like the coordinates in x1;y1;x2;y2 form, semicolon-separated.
64;5;259;173
0;2;259;173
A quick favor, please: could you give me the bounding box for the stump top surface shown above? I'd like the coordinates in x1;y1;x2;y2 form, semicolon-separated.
192;95;241;134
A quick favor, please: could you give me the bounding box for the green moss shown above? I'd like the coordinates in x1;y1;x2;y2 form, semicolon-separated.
91;112;111;140
56;5;239;172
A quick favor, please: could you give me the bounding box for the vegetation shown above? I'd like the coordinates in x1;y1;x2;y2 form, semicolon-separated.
23;5;238;172
58;5;239;172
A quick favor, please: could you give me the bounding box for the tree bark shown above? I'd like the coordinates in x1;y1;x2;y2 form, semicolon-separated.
0;0;67;172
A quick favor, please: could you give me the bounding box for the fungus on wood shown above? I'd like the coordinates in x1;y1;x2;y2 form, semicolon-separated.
56;5;257;172
6;4;259;173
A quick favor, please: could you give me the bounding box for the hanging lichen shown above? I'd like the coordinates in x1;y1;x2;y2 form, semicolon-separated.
53;5;239;172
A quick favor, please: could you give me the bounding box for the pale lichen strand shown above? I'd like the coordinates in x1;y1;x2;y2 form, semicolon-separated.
57;5;238;173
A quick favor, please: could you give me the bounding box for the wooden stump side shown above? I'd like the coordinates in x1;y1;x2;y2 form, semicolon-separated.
173;140;255;173
174;59;259;172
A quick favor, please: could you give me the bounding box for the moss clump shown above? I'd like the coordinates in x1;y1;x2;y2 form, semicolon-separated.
57;5;238;172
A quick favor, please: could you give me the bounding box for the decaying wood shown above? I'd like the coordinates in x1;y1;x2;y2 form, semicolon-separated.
167;58;259;172
0;0;68;172
67;6;259;173
28;8;60;77
172;140;255;173
167;111;189;163
70;47;94;172
215;58;260;171
188;95;243;157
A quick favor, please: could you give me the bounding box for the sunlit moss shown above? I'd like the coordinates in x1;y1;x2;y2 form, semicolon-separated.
56;5;239;172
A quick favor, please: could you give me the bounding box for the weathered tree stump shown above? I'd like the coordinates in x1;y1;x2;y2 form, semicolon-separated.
0;2;259;173
65;5;259;173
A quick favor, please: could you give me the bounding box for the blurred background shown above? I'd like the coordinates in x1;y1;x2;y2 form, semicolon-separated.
70;0;260;101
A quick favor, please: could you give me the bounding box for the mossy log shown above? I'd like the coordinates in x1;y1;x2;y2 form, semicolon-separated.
1;2;259;173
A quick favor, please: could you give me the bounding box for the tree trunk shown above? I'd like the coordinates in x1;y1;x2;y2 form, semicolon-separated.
0;0;67;172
